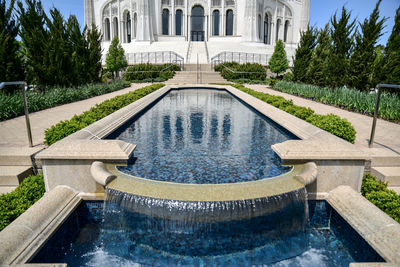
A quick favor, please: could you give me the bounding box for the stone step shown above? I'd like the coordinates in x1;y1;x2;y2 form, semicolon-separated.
0;146;44;166
371;166;400;186
0;166;34;186
0;186;17;195
371;156;400;167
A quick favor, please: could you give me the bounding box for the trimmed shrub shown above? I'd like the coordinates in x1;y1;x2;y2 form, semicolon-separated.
0;174;45;231
361;174;400;223
44;83;165;145
306;113;356;143
125;63;180;82
215;62;266;81
232;84;356;143
0;80;129;122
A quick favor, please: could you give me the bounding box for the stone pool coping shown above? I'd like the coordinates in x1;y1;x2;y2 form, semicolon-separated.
0;185;399;266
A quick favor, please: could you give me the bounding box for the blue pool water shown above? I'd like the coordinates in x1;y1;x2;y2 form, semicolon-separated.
108;89;295;184
30;200;384;266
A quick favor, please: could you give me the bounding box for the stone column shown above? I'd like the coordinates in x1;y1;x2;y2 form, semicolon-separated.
84;0;95;29
172;0;176;35
243;0;258;42
136;0;154;42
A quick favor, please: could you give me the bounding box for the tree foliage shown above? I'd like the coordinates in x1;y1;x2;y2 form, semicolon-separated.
292;26;317;82
383;6;400;85
106;36;128;79
0;0;24;92
268;40;289;77
349;0;386;91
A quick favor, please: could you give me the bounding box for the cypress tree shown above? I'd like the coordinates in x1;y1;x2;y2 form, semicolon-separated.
86;25;103;83
326;6;356;88
106;37;127;79
370;46;385;87
349;0;386;91
268;40;289;78
292;25;317;82
0;0;23;92
17;0;49;87
306;24;332;86
383;6;400;85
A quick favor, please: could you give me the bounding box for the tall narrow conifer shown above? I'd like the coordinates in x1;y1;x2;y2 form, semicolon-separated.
292;26;317;82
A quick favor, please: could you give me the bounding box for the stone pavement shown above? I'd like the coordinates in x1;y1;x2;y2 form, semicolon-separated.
0;83;150;148
246;84;400;155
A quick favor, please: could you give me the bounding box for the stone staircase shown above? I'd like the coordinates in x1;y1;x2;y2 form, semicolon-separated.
166;64;228;84
0;146;43;194
369;149;400;194
186;42;209;64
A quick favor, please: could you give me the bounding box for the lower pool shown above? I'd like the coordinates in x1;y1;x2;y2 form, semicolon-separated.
30;201;383;266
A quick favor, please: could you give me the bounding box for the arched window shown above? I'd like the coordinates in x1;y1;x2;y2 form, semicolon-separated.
162;9;169;35
105;18;111;41
213;10;220;36
113;17;118;38
258;14;261;40
226;9;233;36
176;9;183;36
284;20;289;43
264;14;269;44
126;12;131;43
134;13;137;38
276;19;281;41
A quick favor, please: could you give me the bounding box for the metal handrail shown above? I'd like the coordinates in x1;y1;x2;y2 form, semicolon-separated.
211;51;270;66
126;51;185;69
369;83;400;148
0;81;33;147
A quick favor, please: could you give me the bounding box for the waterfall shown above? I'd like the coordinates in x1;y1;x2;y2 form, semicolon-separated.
101;187;309;260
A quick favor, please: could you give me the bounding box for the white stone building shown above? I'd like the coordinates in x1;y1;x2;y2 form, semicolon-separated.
84;0;310;64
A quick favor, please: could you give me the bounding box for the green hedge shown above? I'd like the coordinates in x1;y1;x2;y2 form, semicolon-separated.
0;80;129;122
274;81;400;122
215;62;267;81
361;174;400;223
44;83;165;145
125;63;180;82
233;84;356;143
0;174;45;231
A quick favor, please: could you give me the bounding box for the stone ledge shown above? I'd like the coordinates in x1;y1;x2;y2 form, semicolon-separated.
327;186;400;265
0;186;81;264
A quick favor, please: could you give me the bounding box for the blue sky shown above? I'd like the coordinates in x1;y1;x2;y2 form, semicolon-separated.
39;0;399;45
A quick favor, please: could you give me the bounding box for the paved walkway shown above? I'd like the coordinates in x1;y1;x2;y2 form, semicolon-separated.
0;83;150;148
246;84;400;155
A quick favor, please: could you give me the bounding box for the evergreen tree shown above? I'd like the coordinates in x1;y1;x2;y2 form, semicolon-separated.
326;6;356;88
370;46;385;87
306;24;332;86
349;0;386;91
292;25;317;82
383;6;400;85
67;15;89;86
106;37;127;79
86;25;103;83
0;0;23;91
45;8;72;87
17;0;49;87
268;40;289;77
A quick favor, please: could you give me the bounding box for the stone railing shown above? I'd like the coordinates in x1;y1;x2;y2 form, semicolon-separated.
126;51;184;68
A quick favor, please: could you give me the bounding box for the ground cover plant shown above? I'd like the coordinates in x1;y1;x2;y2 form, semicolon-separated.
273;81;400;122
361;174;400;223
0;173;45;231
125;63;181;82
233;84;356;143
0;80;129;122
44;83;165;145
214;62;266;82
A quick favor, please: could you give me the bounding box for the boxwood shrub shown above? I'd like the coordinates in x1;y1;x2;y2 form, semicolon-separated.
0;174;45;231
0;80;129;122
125;63;180;82
215;62;267;81
233;84;356;143
361;174;400;223
44;83;165;145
